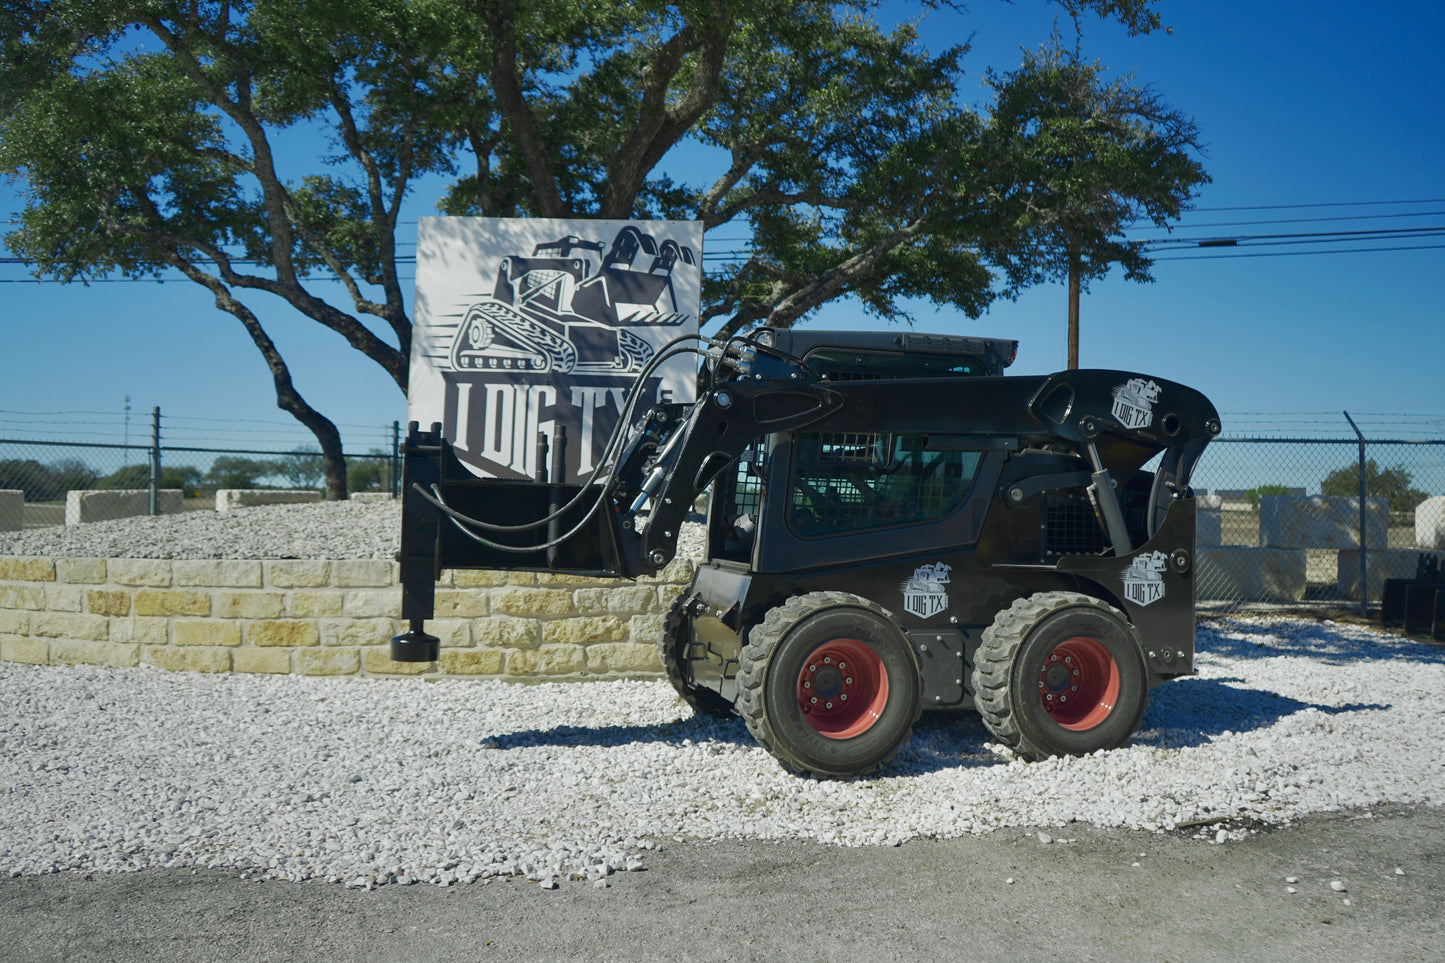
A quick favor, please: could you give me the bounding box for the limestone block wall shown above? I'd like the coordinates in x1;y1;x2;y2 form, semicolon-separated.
0;490;21;533
215;489;324;512
0;556;691;679
65;489;184;525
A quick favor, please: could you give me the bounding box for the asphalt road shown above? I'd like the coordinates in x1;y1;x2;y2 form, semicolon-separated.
2;804;1441;962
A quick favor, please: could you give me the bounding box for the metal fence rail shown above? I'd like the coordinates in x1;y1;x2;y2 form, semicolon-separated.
4;408;1442;615
1192;429;1444;612
0;407;401;531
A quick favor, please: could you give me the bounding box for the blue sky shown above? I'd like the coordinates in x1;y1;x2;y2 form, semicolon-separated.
3;0;1443;453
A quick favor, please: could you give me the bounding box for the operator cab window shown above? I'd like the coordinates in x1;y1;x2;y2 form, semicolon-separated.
787;432;981;537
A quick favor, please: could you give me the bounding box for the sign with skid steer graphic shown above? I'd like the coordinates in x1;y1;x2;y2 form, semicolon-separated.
410;218;701;481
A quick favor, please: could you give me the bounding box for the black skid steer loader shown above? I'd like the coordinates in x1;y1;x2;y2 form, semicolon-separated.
390;327;1219;778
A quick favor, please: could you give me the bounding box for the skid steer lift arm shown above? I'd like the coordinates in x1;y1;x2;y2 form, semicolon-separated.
390;338;844;660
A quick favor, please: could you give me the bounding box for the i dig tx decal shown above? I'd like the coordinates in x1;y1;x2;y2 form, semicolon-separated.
1110;378;1162;430
902;562;951;619
1121;551;1169;607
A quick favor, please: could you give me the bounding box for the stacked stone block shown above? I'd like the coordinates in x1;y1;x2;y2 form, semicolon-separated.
0;490;22;532
65;489;184;525
214;489;323;511
0;555;690;679
1418;496;1445;551
1259;495;1388;550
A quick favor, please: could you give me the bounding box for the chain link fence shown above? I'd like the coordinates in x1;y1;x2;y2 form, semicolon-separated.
1191;420;1445;612
5;408;1443;615
0;408;401;531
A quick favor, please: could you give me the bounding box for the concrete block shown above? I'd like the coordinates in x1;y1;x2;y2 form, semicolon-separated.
0;558;55;581
234;648;292;674
174;621;241;647
473;616;540;648
585;642;660;673
56;559;108;584
1259;495;1387;550
267;561;331;588
213;592;286;620
86;590;132;617
331;560;396;588
33;611;109;641
296;648;359;676
288;592;344;618
1;636;48;664
506;645;586;676
133;590;211;617
342;589;402;618
51;639;139;668
1417;496;1445;550
1197;509;1222;548
542;616;627;645
438;648;505;675
214;489;323;512
1197;547;1307;602
364;647;432;675
320;618;396;648
172;560;264;588
144;645;231;673
246;620;320;648
65;489;183;525
493;588;573;617
0;490;22;532
1337;549;1426;602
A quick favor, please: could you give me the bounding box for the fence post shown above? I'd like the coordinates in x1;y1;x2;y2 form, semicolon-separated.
390;420;401;498
149;406;161;517
1343;411;1367;615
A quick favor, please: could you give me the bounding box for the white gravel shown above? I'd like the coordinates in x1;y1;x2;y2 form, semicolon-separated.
0;500;402;560
4;503;1443;886
2;616;1443;887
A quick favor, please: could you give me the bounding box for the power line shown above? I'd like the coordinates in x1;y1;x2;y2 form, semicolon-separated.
1152;242;1445;263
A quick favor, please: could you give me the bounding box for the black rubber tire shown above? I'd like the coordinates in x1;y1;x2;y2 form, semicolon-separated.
972;592;1148;761
658;593;735;718
736;591;921;779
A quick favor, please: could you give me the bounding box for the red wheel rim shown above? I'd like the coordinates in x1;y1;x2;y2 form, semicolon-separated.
796;638;888;739
1037;636;1120;731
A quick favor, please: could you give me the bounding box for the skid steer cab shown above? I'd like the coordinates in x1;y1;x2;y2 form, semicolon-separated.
391;327;1220;778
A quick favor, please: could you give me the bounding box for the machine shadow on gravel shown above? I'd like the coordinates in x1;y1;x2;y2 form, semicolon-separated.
1199;619;1445;666
483;715;752;751
1134;676;1388;749
481;679;1388;775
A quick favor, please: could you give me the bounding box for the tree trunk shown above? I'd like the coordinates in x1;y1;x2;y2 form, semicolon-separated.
172;259;350;499
1067;253;1081;370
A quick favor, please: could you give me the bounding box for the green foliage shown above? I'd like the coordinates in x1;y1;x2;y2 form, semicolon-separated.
203;456;279;490
0;0;1192;457
0;0;1185;339
93;464;202;496
980;33;1207;354
1320;459;1428;513
346;450;390;493
273;448;325;489
0;458;97;501
1244;484;1293;512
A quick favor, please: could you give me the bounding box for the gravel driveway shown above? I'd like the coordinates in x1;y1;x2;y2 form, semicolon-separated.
3;615;1442;890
